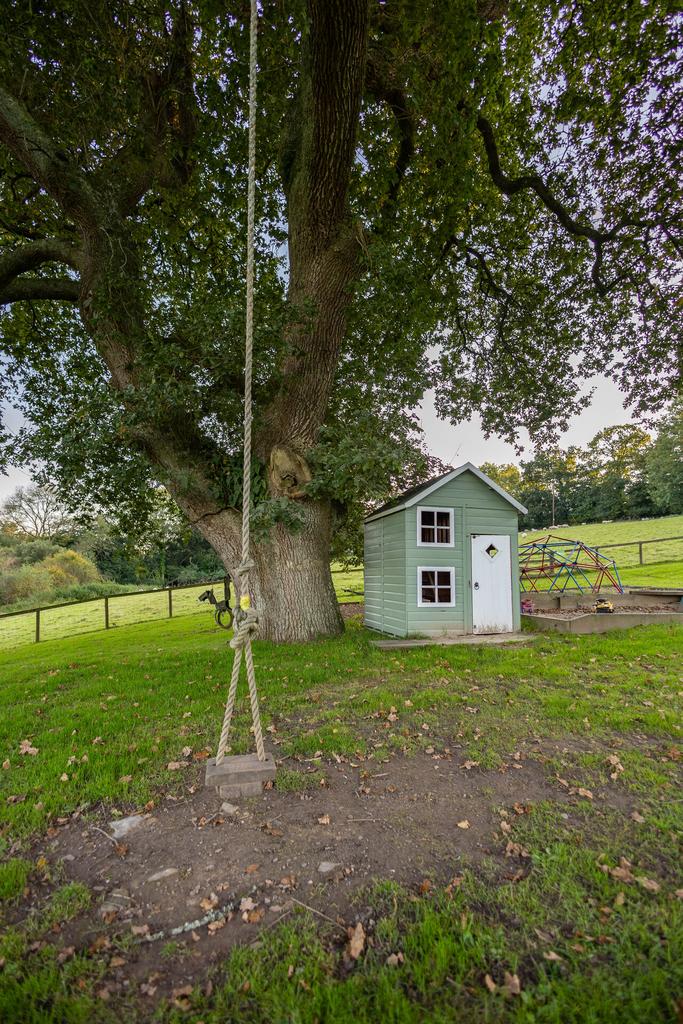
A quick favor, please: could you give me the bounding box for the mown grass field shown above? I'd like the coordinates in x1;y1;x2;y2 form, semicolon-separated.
0;611;682;1021
521;514;683;567
0;571;364;652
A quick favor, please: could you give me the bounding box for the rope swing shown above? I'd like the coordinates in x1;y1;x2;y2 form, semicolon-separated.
211;0;267;774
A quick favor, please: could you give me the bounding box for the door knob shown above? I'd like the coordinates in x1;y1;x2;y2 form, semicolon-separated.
474;582;479;589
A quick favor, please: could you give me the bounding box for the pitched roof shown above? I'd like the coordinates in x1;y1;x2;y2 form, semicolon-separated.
364;462;527;523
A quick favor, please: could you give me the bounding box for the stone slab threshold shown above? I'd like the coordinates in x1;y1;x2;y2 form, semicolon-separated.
372;632;535;649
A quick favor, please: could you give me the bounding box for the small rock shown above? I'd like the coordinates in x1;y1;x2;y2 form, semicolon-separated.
317;861;343;878
109;815;145;839
221;802;239;816
62;854;75;862
147;868;178;883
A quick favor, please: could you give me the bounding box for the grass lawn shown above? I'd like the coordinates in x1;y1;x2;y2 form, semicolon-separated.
0;611;681;1021
0;572;363;652
521;514;683;567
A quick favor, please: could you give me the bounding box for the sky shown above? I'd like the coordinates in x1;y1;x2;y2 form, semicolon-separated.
0;373;634;501
419;373;632;468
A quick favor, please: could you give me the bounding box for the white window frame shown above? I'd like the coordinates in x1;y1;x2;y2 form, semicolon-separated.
417;566;456;608
416;506;454;547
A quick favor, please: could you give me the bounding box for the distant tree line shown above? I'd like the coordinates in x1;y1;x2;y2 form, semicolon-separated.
0;485;224;610
480;405;682;530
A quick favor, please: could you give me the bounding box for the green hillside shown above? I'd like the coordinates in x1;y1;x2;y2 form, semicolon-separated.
521;514;683;568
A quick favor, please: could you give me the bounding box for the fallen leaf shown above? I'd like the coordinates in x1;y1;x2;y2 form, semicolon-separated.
630;811;646;824
462;760;479;770
445;876;464;896
119;775;132;784
418;878;432;895
19;740;39;756
245;864;260;875
60;773;69;782
500;820;512;834
110;955;126;968
207;918;226;934
347;921;366;960
636;876;660;893
484;973;497;993
166;762;184;771
243;908;264;924
505;840;530;859
2;760;10;770
543;951;563;962
317;814;330;826
181;746;192;758
457;820;471;830
200;893;219;911
131;924;150;937
239;896;256;912
386;952;404;967
502;971;521;996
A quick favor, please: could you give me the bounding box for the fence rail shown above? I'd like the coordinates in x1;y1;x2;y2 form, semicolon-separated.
0;577;230;648
593;535;683;566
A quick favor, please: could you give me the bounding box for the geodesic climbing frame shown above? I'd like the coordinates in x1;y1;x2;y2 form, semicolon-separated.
518;535;624;594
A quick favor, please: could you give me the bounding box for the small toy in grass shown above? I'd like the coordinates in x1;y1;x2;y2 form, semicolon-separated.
521;598;534;615
593;598;614;614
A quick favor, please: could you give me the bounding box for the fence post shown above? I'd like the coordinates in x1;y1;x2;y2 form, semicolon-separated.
35;608;40;643
638;541;644;565
168;587;173;619
104;596;109;629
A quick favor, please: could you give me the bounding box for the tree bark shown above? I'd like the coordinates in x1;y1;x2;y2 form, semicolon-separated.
192;501;343;643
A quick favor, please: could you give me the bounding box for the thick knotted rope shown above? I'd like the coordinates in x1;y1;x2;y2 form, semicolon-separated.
215;0;265;766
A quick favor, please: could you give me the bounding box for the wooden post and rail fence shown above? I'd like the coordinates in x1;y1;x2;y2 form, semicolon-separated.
0;537;680;648
0;568;362;647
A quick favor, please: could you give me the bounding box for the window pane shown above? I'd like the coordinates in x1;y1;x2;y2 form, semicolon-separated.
437;571;451;586
421;571;436;586
436;511;450;527
421;587;436;603
437;587;451;603
436;527;450;543
421;527;435;543
421;510;435;525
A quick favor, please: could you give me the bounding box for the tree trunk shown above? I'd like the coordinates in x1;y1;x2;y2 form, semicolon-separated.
193;501;343;643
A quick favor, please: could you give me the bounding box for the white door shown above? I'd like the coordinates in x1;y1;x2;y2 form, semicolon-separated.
471;534;514;634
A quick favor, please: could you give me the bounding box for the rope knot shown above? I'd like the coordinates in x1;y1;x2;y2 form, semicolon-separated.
229;605;260;650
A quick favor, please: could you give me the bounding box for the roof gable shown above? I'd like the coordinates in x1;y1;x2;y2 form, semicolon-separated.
364;463;527;523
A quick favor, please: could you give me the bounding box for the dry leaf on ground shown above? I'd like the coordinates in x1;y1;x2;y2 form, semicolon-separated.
347;922;366;960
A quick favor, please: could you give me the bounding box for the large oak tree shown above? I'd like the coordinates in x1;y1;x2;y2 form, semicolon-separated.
0;1;680;639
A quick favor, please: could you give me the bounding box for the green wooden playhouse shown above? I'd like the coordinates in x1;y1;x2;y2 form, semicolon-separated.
363;463;527;638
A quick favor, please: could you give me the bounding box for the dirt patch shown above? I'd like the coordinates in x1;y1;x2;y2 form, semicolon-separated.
528;604;680;619
21;739;660;1004
339;602;363;620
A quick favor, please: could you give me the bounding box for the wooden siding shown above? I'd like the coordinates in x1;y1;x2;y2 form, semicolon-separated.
363;513;407;636
363;520;383;631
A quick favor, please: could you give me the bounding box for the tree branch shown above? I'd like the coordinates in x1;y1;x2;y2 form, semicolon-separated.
0;277;79;304
476;114;650;295
0;238;80;291
366;53;415;228
0;86;100;228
